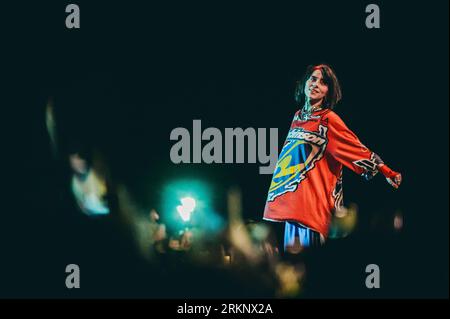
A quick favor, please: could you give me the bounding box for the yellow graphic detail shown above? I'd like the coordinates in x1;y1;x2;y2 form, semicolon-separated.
269;140;320;192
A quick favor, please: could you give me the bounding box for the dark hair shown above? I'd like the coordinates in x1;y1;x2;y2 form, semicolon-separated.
294;64;342;109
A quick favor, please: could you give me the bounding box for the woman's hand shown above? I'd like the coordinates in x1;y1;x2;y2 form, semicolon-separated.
378;164;402;189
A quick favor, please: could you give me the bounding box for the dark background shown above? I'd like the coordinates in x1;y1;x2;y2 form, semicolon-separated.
1;1;448;298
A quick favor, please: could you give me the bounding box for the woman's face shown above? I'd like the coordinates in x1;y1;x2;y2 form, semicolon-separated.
304;69;328;105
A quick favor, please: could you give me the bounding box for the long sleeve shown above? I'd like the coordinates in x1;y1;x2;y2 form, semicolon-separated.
326;111;383;180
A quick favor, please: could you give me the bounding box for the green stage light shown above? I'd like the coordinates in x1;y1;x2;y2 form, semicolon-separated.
177;196;196;222
161;179;224;233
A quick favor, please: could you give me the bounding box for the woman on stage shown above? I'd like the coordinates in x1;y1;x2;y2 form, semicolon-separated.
263;64;402;251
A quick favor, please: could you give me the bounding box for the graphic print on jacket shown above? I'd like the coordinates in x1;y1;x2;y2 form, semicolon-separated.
264;108;382;237
267;125;328;202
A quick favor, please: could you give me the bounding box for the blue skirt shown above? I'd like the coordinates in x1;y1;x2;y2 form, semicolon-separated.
284;221;324;250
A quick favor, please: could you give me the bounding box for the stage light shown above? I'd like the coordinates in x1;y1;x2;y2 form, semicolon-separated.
161;179;224;233
177;196;197;222
393;211;403;231
328;203;358;239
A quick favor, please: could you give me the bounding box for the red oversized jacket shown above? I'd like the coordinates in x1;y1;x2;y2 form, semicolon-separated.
263;108;381;237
